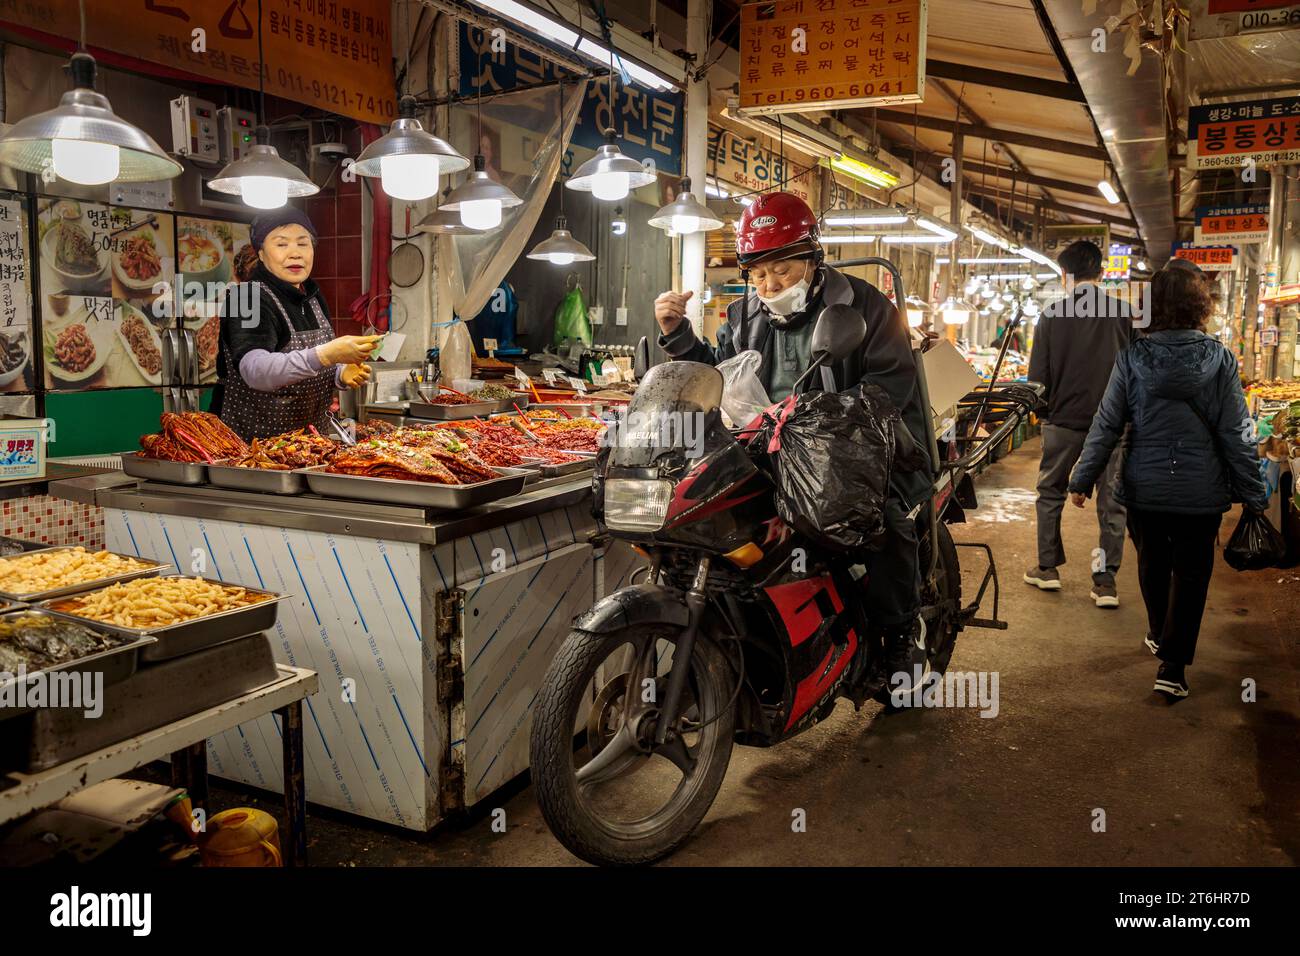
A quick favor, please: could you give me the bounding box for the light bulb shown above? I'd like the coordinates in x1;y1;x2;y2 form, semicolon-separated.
379;154;439;201
906;308;924;328
460;199;502;230
1021;276;1036;291
980;283;995;299
670;214;701;235
549;251;576;266
52;138;119;185
591;170;630;201
964;277;980;296
239;175;289;209
1098;179;1120;204
989;298;1005;312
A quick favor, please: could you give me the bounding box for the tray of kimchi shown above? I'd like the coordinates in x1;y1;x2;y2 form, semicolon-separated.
206;427;341;495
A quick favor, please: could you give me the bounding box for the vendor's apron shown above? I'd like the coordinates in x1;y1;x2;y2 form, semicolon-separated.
219;282;335;441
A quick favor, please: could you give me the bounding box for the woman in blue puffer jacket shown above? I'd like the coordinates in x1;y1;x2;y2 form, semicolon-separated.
1068;262;1268;700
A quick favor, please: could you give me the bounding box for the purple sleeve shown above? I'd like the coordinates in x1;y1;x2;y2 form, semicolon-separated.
238;346;335;392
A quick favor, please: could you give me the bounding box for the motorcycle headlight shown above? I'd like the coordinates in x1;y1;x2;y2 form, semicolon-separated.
604;478;673;532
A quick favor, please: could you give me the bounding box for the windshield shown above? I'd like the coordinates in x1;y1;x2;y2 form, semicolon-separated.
608;362;723;468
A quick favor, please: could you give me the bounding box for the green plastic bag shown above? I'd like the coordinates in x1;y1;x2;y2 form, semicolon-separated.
552;283;593;348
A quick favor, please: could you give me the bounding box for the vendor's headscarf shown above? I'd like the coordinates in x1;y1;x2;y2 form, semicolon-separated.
250;208;318;250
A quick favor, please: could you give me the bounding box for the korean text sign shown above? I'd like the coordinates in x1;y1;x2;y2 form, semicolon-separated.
738;0;927;114
3;0;396;124
1187;96;1300;170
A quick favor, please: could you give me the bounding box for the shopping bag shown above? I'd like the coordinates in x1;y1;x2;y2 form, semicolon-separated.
552;285;592;348
1223;508;1286;571
716;350;770;428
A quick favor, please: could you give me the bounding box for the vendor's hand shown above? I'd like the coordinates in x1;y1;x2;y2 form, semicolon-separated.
1069;492;1087;509
340;363;371;389
319;334;383;366
654;290;693;335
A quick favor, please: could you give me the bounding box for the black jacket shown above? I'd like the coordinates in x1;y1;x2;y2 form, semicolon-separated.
658;266;931;506
1068;329;1268;514
1026;284;1134;431
217;263;330;378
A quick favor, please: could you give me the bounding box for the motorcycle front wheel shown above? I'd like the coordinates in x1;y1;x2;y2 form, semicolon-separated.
529;623;736;866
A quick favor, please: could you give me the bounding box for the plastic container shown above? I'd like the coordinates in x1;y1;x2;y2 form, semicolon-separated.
0;419;48;481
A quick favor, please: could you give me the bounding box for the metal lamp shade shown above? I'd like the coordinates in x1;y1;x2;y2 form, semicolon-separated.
648;190;723;233
566;142;657;194
415;206;492;235
527;218;595;263
440;169;523;212
352;117;470;179
209;143;320;199
0;87;182;182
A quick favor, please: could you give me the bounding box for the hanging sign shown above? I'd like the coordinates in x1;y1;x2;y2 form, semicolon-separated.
1173;243;1239;270
1187;96;1300;170
707;125;817;206
738;0;927;115
1104;244;1132;282
459;25;683;176
1188;0;1300;39
1042;224;1110;259
1193;204;1269;244
1;0;396;124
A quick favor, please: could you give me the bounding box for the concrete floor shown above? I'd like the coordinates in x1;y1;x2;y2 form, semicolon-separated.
194;436;1300;866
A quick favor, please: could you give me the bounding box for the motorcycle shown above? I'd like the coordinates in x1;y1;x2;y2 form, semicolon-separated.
529;260;1037;866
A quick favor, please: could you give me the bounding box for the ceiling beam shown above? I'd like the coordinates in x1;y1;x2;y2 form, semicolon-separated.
925;59;1087;102
964;184;1133;226
871;108;1108;160
960;160;1111;201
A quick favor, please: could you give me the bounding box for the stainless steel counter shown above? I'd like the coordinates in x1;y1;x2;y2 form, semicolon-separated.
48;470;593;545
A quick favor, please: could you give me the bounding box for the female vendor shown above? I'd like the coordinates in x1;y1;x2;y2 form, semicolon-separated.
215;208;381;440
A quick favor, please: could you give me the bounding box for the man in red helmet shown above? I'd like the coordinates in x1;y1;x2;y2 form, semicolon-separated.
653;190;931;688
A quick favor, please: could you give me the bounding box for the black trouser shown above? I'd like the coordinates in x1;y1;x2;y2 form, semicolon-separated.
862;497;921;630
1126;508;1223;666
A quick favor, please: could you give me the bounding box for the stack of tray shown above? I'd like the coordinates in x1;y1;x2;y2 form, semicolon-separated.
0;547;170;605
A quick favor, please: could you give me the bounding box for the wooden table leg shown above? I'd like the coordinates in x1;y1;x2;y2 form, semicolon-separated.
186;741;208;812
278;702;307;867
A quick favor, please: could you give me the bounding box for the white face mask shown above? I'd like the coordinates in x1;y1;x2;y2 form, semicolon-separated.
758;275;811;317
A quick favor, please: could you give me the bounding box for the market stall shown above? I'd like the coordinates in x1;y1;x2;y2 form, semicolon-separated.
49;406;634;831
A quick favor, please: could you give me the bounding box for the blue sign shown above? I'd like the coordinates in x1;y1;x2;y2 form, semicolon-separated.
458;24;683;176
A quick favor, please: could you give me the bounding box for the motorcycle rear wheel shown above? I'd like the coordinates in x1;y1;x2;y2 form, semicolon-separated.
530;624;735;866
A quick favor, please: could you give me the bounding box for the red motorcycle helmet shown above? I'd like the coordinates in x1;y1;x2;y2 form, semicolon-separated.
735;191;821;267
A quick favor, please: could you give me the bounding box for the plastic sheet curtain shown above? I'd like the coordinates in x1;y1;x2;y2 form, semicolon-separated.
437;78;588;321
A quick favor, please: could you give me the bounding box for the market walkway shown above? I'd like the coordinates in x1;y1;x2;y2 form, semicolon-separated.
195;436;1300;866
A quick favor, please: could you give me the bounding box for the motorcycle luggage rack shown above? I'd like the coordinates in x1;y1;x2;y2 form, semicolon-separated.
953;541;1008;630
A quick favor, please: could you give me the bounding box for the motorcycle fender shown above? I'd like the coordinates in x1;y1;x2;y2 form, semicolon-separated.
573;583;691;634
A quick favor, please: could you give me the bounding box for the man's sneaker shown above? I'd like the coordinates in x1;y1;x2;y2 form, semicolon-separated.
1153;662;1189;699
1023;566;1061;590
1090;583;1119;608
1143;633;1160;656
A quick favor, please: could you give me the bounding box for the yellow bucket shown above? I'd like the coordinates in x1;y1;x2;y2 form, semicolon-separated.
200;808;282;867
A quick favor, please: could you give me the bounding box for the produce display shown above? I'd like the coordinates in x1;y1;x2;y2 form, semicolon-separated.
48;576;271;630
120;313;162;376
230;427;339;470
427;390;483;406
139;411;248;462
0;547;157;596
0;612;129;672
1251;380;1300;403
117;233;162;282
473;383;517;402
437;420;587;464
52;323;95;374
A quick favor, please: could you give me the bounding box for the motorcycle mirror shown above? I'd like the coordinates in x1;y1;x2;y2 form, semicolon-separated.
811;304;867;363
634;335;650;380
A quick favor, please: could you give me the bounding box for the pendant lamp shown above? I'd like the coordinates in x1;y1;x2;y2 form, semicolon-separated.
648;177;723;235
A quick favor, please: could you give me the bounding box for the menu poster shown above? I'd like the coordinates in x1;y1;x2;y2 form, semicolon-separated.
177;216;251;385
0;197;34;394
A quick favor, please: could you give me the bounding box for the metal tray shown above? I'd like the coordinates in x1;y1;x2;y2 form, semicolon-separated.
15;634;283;772
406;395;529;420
205;460;307;495
524;402;599;417
0;548;171;603
120;450;209;485
38;577;286;662
0;610;156;721
533;455;597;478
298;464;529;509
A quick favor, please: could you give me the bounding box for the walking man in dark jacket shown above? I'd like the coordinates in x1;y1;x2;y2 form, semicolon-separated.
1025;240;1134;607
654;191;930;689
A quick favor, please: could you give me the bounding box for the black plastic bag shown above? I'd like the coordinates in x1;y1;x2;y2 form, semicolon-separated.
749;385;921;553
1223;508;1286;571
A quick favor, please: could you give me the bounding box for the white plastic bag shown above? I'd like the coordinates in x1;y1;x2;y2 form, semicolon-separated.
436;318;474;384
717;350;770;427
